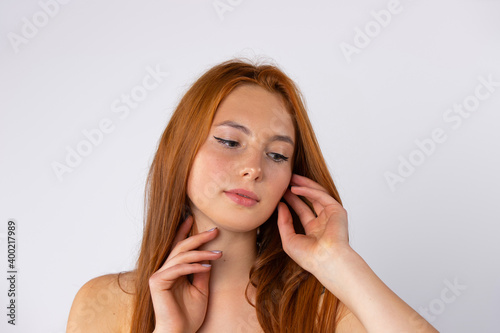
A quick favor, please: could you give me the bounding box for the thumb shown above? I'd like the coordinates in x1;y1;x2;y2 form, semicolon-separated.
277;202;295;250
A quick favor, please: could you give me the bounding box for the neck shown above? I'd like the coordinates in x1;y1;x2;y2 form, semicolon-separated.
192;220;258;294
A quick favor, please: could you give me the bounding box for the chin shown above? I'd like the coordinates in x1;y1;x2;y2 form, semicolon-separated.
190;197;278;233
216;218;264;233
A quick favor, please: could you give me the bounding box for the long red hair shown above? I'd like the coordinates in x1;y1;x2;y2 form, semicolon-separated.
125;59;348;332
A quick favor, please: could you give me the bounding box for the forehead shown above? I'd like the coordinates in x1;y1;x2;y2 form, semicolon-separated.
212;84;295;139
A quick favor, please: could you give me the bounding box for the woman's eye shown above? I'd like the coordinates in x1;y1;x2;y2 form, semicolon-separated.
214;136;288;162
214;136;240;148
268;152;289;163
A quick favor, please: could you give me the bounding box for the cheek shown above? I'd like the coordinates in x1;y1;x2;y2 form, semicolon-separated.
188;152;212;200
269;170;292;201
191;150;232;193
206;156;233;188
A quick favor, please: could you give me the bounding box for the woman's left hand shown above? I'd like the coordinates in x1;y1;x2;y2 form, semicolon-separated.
277;174;350;274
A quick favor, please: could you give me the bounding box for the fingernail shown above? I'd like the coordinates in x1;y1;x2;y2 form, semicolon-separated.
211;250;222;254
207;227;217;232
201;264;211;267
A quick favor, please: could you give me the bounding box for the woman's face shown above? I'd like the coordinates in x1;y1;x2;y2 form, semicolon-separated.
187;84;295;232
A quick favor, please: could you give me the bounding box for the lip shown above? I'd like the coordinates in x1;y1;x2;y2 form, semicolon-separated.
224;188;260;207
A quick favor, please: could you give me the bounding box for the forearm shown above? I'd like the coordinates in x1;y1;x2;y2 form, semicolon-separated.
313;246;438;332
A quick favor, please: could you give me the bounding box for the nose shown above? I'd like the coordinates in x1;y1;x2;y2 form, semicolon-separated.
239;148;263;181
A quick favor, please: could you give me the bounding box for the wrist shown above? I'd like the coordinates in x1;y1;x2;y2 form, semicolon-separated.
310;244;363;293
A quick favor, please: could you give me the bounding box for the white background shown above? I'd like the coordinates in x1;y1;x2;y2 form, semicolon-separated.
1;0;499;332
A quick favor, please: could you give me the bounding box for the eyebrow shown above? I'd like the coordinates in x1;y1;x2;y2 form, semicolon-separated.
214;120;295;146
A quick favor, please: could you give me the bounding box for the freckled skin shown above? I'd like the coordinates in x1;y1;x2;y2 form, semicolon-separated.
187;84;296;233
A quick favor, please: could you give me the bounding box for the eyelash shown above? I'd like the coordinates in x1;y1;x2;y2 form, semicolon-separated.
213;136;289;163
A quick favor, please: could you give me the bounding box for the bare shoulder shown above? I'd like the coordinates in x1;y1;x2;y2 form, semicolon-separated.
67;271;137;333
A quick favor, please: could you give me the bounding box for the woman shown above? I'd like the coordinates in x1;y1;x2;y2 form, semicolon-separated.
67;59;438;332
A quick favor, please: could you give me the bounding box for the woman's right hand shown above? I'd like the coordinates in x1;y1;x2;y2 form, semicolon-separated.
149;216;222;333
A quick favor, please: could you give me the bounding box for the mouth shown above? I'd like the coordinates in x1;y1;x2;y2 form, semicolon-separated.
225;189;259;201
224;188;260;207
237;193;253;199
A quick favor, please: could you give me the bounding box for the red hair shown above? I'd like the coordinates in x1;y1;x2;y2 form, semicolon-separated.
125;59;348;332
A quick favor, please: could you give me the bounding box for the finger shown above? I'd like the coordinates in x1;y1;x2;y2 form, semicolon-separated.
283;190;316;226
157;250;222;274
169;227;219;259
149;263;212;291
191;260;211;297
171;215;194;249
290;187;324;218
277;202;296;251
290;185;342;212
290;174;329;194
290;175;330;214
